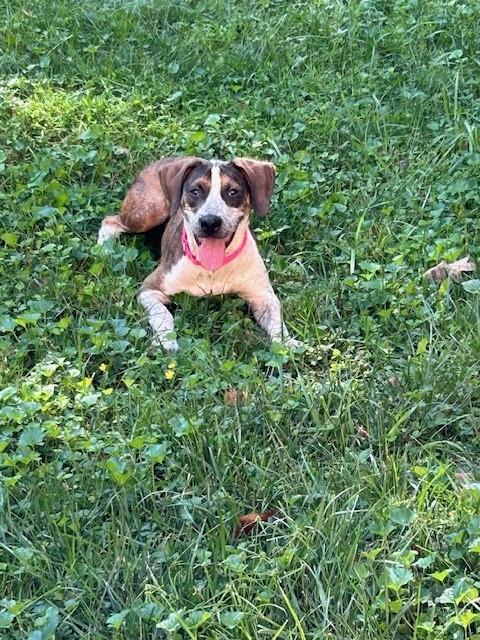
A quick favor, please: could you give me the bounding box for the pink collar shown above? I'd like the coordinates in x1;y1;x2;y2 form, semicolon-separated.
181;225;249;270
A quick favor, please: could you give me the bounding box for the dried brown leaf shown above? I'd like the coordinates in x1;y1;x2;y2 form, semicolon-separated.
233;509;278;538
424;260;449;282
224;388;249;405
455;471;471;486
357;425;370;440
424;256;475;283
448;256;476;282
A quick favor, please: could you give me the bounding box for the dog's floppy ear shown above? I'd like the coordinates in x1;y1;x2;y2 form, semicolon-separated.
158;157;204;216
231;157;276;217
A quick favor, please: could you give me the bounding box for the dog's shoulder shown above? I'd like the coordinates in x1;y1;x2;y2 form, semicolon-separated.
159;212;184;268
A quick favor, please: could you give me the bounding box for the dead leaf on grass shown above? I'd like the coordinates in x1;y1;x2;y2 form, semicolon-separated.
234;509;278;538
455;471;471;486
387;376;402;387
357;425;370;440
224;388;249;405
424;256;475;283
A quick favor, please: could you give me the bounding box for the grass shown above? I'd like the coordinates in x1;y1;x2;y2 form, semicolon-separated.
1;0;480;637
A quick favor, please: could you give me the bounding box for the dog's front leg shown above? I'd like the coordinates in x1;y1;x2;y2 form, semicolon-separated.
243;287;302;349
137;289;178;352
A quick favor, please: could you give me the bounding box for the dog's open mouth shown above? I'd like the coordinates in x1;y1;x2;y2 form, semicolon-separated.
196;233;234;271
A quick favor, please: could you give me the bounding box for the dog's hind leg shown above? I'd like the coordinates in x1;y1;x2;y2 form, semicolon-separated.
138;288;178;352
97;160;174;245
97;186;170;245
97;215;130;244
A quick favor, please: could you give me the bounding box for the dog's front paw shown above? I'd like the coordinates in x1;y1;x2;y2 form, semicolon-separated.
151;336;179;353
284;336;305;350
165;340;179;353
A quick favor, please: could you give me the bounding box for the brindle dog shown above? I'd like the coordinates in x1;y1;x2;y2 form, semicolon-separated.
98;157;301;352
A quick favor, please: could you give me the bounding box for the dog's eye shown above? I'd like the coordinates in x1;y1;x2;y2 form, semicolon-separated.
227;188;238;197
189;188;200;197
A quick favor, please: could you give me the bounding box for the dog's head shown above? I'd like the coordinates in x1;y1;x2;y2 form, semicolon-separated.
159;157;276;241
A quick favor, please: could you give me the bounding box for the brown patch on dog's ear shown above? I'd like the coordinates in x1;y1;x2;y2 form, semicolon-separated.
232;157;276;216
158;157;205;215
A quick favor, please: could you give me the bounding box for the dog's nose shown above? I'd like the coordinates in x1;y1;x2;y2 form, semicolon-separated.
199;214;222;236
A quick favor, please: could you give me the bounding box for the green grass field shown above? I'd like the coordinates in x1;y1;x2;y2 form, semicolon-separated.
1;1;480;638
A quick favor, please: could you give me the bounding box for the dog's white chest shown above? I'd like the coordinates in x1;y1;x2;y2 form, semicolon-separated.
163;258;234;296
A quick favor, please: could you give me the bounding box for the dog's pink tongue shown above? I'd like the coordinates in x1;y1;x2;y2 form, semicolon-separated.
198;238;227;271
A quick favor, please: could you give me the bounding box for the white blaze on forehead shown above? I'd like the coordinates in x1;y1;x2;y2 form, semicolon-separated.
190;160;242;238
194;161;227;217
206;162;222;204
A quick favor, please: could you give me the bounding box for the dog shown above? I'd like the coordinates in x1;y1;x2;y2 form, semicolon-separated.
97;156;301;352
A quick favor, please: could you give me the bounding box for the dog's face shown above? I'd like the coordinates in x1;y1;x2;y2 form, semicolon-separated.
159;157;276;243
182;161;251;240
